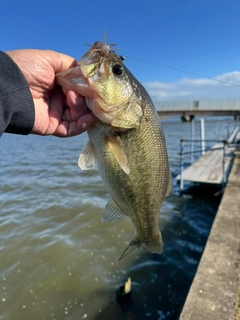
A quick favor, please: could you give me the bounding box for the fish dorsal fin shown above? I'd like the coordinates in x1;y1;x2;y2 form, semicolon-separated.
78;140;97;170
102;198;127;222
166;172;173;197
106;136;130;175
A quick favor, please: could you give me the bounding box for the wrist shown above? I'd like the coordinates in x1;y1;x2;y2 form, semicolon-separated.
0;51;35;135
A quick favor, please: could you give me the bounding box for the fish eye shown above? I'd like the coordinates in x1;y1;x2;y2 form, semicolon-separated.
112;64;124;76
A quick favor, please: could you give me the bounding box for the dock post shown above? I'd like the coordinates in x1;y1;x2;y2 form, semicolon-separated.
200;118;205;155
180;139;184;190
191;119;195;163
222;141;227;189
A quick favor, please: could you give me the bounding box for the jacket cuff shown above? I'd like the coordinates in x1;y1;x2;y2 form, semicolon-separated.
0;51;35;135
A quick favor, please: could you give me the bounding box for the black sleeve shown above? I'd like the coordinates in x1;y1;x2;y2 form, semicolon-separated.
0;51;35;136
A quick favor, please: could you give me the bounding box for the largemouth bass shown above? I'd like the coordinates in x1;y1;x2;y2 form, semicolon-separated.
56;41;172;260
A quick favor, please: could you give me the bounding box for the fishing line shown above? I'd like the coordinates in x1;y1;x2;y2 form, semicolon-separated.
125;55;240;88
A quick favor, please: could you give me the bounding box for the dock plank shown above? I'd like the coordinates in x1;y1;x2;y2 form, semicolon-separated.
176;143;235;185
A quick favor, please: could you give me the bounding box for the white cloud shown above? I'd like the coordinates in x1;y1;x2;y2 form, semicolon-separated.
143;71;240;101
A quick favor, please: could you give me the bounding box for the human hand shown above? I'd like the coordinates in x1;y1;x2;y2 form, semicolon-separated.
7;49;94;137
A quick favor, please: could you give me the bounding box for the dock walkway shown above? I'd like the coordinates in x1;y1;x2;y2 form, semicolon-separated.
156;99;240;117
176;130;240;186
179;152;240;319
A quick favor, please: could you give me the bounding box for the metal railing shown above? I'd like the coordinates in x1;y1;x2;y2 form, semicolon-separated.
179;125;239;191
179;140;229;190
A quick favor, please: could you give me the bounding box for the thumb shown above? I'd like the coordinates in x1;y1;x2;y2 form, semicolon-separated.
47;50;78;73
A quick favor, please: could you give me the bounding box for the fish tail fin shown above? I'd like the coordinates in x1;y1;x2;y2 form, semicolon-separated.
118;238;140;261
118;232;163;261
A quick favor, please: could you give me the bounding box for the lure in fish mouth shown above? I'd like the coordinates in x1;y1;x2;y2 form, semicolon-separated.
56;40;172;260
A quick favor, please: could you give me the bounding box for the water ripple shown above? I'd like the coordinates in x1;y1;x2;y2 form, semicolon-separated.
0;118;235;319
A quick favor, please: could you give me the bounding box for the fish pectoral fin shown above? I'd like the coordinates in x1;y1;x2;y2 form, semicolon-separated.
78;140;97;170
106;136;130;175
102;199;127;222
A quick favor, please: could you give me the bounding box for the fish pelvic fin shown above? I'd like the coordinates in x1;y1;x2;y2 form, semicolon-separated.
119;232;163;261
78;140;97;170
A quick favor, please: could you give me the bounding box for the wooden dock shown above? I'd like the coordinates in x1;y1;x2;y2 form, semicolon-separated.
176;130;240;187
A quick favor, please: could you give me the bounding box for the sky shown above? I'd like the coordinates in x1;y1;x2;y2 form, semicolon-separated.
1;0;240;101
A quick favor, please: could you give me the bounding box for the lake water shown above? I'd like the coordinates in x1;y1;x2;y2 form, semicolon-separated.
0;116;237;320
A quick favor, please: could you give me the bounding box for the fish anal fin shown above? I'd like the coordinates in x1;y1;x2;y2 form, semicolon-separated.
106;136;130;175
102;199;127;222
78;140;97;170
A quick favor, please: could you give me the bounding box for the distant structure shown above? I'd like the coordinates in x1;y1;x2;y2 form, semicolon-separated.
155;99;240;121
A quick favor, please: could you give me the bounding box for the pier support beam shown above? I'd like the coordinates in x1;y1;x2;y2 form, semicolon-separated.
181;114;194;122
